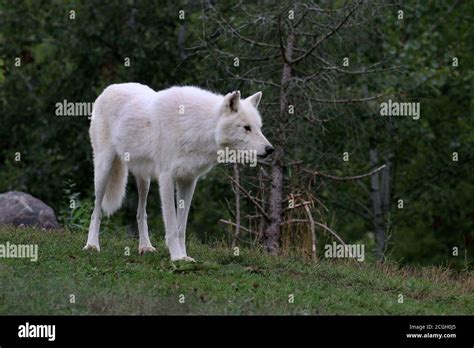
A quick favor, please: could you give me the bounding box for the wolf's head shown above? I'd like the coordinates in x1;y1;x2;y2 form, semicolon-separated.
215;91;274;158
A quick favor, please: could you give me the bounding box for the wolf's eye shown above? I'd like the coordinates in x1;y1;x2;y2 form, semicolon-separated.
244;125;252;132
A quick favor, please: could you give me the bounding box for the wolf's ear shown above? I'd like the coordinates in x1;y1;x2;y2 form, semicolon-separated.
247;91;262;108
222;90;241;114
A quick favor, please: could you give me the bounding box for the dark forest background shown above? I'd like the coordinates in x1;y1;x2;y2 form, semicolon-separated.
1;0;472;268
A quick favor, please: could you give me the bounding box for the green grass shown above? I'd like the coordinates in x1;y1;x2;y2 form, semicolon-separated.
0;226;472;315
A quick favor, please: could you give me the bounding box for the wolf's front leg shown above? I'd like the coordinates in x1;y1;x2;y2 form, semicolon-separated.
159;173;186;261
176;178;197;262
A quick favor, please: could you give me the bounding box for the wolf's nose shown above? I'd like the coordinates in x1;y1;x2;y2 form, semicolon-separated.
265;145;275;155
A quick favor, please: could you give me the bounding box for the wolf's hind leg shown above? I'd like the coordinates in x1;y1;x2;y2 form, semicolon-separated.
136;176;155;254
84;151;114;251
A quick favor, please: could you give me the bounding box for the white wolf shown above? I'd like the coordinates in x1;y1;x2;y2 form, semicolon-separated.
83;83;273;261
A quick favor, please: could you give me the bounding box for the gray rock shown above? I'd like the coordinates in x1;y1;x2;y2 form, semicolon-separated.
0;191;60;229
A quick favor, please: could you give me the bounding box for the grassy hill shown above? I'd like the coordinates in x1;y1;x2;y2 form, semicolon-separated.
0;226;472;315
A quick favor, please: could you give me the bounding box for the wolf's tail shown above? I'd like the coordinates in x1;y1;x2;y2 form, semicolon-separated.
101;156;128;216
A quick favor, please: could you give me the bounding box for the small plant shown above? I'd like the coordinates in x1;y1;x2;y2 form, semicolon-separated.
58;179;120;234
58;179;91;233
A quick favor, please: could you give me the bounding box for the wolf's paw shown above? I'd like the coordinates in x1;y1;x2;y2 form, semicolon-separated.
171;256;196;262
83;244;100;252
168;259;219;273
139;245;157;254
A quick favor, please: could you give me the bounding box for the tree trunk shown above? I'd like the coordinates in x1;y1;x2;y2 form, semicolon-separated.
231;163;240;249
263;29;294;254
178;23;187;60
264;156;284;253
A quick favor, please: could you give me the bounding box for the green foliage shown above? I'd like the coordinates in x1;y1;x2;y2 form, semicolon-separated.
57;179;120;235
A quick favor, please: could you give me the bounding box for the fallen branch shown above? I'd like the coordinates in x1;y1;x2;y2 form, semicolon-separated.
281;219;359;263
314;222;348;248
304;205;317;261
314;222;361;265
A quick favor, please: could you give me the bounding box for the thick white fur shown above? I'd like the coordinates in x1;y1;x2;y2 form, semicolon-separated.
83;83;272;261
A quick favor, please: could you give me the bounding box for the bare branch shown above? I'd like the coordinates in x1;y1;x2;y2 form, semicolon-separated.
283;201;312;211
220;220;257;244
304;3;354;13
310;93;389;104
293;5;309;28
306;165;387;181
226;173;270;221
230;74;281;88
290;4;361;64
313;222;354;259
315;56;402;75
213;8;280;48
220;219;259;236
278;14;290;64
